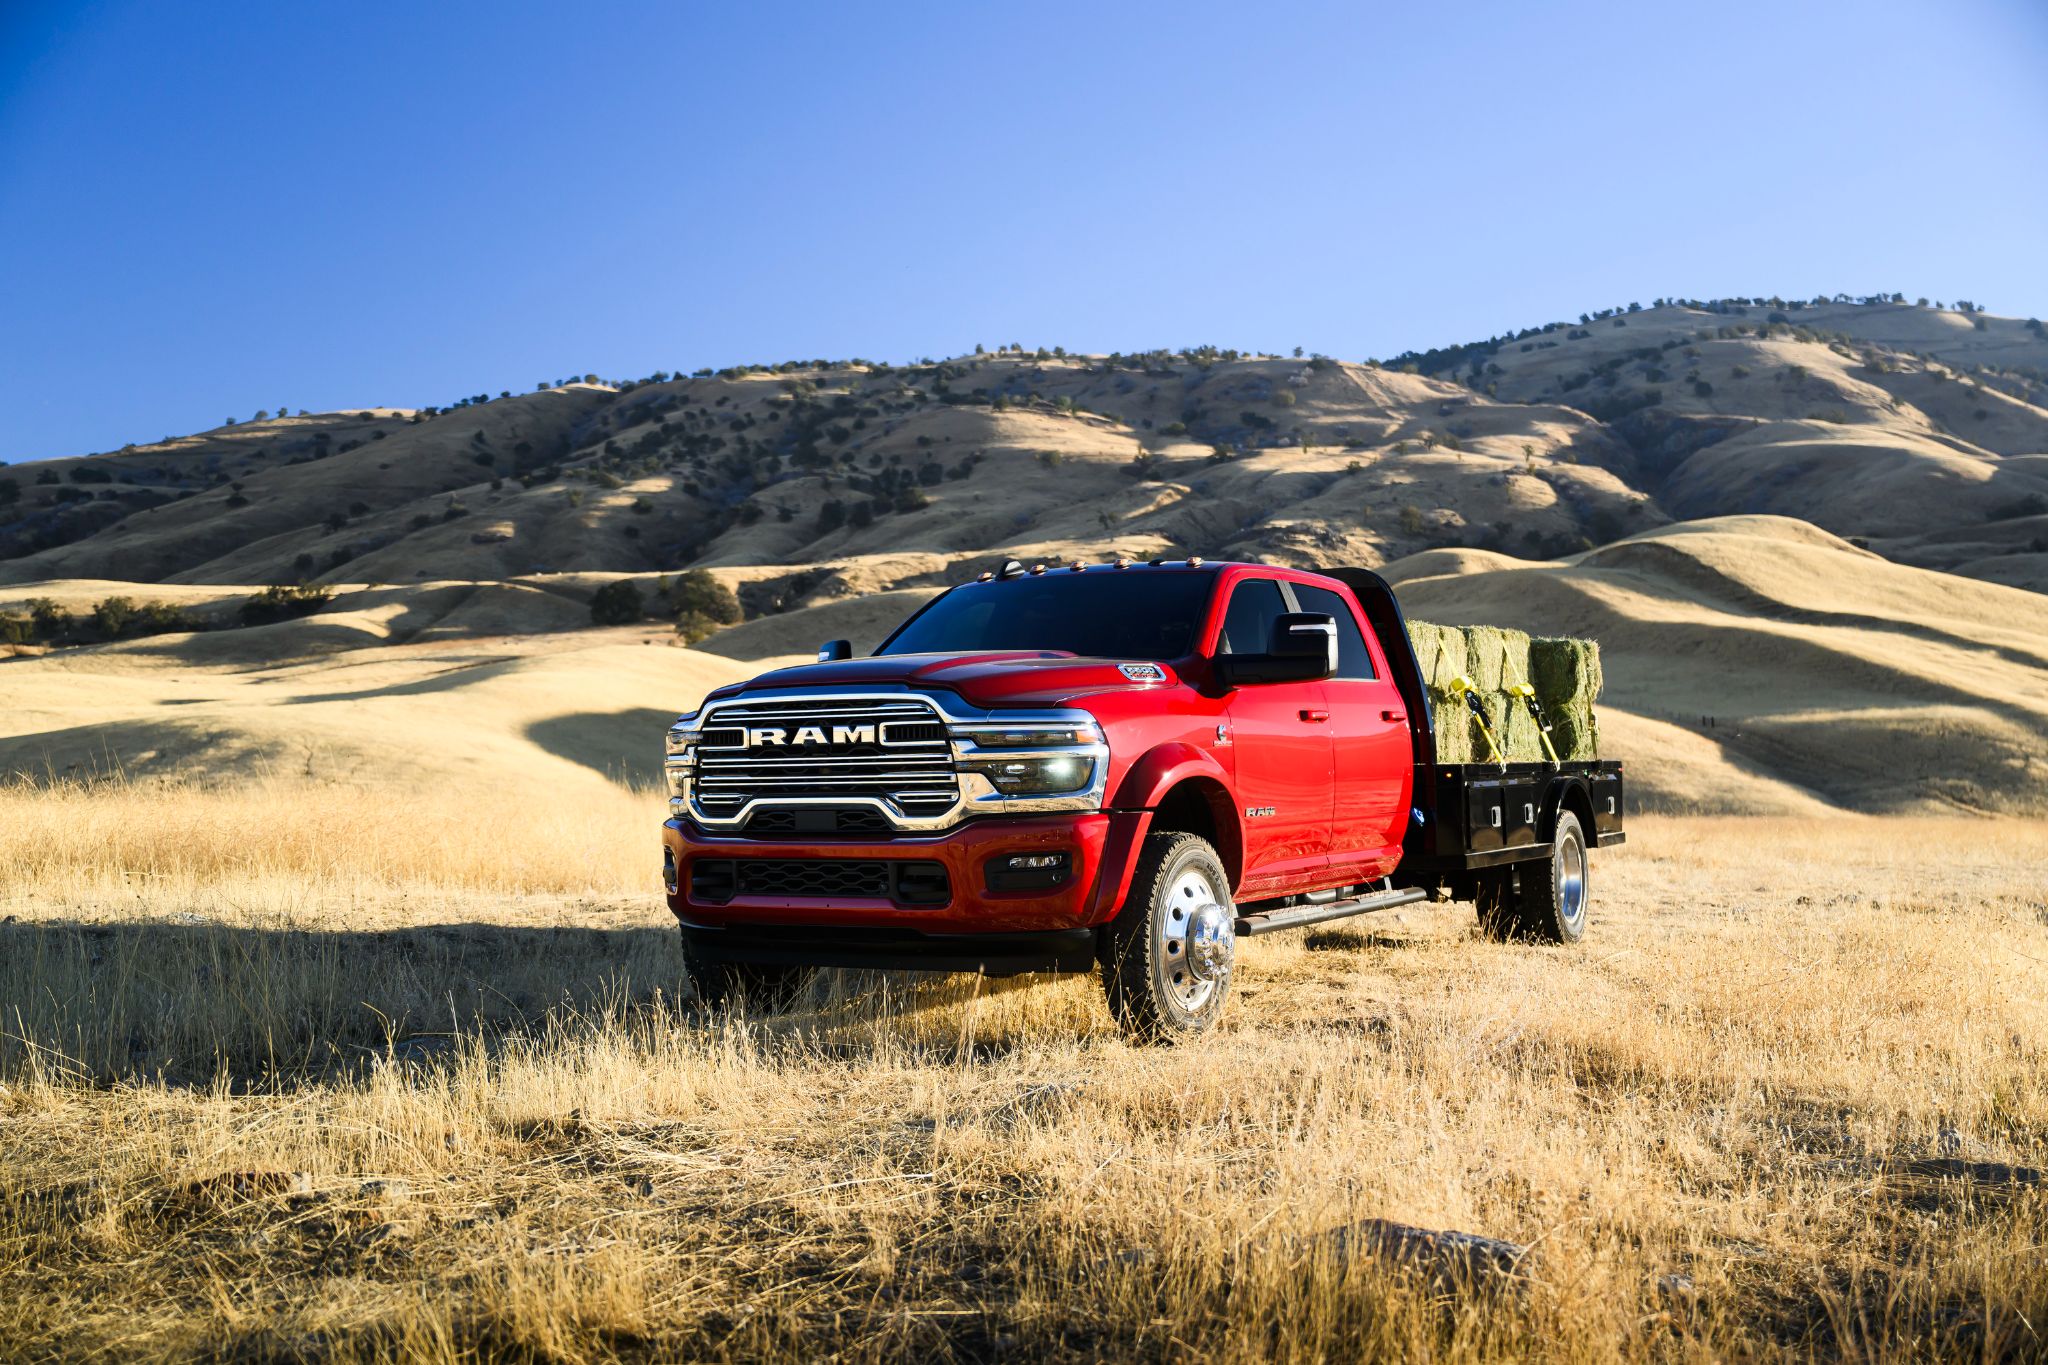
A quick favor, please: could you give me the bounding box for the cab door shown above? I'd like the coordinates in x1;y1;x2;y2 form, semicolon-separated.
1292;581;1412;883
1217;576;1333;896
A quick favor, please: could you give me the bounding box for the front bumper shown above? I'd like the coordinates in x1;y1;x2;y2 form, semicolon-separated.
662;811;1140;936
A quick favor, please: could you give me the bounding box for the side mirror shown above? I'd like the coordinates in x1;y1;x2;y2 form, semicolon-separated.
1215;612;1337;686
816;639;853;662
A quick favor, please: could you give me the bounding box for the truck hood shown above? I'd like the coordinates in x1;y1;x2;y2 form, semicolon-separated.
705;651;1181;709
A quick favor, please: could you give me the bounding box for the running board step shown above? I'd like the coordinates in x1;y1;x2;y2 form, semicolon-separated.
1235;887;1429;937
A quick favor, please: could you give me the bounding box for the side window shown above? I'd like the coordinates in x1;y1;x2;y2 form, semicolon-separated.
1293;584;1377;679
1218;578;1289;654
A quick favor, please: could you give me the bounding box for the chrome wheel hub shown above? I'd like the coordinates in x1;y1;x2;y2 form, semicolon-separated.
1159;867;1232;1010
1557;827;1586;925
1186;902;1235;984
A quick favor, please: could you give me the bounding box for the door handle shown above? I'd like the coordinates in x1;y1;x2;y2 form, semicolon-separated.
1382;710;1406;723
1299;708;1329;723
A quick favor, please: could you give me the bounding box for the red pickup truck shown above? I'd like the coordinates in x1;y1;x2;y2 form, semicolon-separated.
662;559;1624;1039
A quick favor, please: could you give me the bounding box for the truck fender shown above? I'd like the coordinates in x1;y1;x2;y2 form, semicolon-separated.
1109;741;1233;812
1539;774;1594;842
1092;744;1243;919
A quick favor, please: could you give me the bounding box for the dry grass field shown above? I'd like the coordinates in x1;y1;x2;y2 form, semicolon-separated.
2;779;2044;1362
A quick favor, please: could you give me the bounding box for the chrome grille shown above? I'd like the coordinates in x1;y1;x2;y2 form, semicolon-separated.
691;695;959;823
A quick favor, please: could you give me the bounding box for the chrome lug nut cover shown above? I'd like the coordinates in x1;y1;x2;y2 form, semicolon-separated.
1185;901;1235;984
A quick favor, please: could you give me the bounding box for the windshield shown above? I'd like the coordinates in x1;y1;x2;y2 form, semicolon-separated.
878;570;1218;661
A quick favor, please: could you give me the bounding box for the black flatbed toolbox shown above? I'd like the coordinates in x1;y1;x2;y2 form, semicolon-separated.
1401;759;1625;873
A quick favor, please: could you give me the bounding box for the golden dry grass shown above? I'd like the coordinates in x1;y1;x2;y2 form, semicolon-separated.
2;780;2045;1361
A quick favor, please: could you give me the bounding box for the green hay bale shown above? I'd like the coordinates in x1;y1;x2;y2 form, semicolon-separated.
1459;624;1511;693
1531;635;1602;702
1406;621;1477;762
1530;636;1604;761
1425;683;1476;763
1421;678;1516;765
1404;619;1603;763
1406;621;1467;689
1564;717;1598;762
1494;692;1540;762
1541;701;1598;761
1461;624;1547;762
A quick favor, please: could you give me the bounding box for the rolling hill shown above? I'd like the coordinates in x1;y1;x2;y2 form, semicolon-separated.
2;516;2042;818
7;299;2047;600
2;295;2044;817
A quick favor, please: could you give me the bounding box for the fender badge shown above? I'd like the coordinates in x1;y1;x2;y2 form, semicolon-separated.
1118;663;1166;682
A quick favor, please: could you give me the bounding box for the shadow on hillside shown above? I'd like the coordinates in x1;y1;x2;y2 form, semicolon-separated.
525;708;675;787
276;653;523;704
0;717;240;785
1576;539;2048;671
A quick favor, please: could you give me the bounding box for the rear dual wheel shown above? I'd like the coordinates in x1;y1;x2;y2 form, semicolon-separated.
1477;810;1589;944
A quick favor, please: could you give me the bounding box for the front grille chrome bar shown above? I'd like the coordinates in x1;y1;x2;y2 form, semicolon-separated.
667;687;1109;833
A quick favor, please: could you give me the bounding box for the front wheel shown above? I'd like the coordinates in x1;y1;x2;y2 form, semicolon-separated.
1100;832;1236;1042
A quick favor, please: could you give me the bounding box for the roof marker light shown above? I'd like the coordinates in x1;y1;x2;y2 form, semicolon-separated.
977;571;994;582
1068;560;1085;571
1187;556;1205;567
1114;556;1132;569
1029;562;1047;575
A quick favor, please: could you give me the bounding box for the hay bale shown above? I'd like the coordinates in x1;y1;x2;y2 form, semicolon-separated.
1428;685;1477;764
1407;622;1475;762
1495;692;1539;762
1530;634;1602;702
1529;636;1602;761
1459;624;1512;693
1461;625;1547;762
1404;621;1604;763
1407;621;1467;689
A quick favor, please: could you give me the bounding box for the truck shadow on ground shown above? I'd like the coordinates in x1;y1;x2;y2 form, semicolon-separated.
1301;927;1430;952
0;919;1062;1088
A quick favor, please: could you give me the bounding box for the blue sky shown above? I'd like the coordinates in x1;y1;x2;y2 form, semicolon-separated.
3;0;2045;462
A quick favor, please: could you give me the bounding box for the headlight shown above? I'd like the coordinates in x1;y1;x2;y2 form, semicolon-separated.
973;754;1096;795
664;721;696;803
953;724;1098;748
951;715;1108;810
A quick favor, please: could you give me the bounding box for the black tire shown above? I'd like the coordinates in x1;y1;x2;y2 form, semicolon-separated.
1477;811;1589;944
681;933;814;1012
1099;832;1236;1043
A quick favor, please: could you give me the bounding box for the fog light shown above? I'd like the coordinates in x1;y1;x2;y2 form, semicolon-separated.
662;846;678;895
986;850;1071;893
